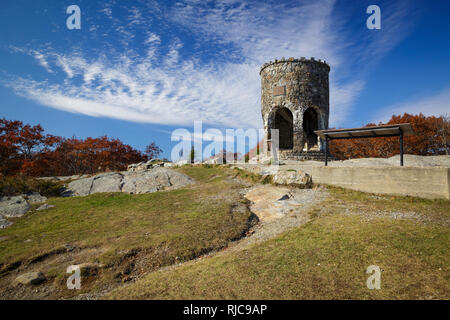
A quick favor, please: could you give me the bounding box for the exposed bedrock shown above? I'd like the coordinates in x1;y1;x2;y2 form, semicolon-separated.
64;168;193;196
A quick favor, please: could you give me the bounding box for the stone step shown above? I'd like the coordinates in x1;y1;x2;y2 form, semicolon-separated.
279;151;335;161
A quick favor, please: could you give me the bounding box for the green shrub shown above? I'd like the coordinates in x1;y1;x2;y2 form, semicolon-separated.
0;175;64;197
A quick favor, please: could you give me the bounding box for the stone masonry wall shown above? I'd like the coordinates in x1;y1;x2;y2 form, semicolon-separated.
260;57;330;153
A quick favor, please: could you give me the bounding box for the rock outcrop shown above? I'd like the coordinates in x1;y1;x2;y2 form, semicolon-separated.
244;185;320;222
26;192;47;204
0;196;31;218
245;185;295;222
91;173;123;194
0;193;51;229
64;167;193;196
0;165;190;228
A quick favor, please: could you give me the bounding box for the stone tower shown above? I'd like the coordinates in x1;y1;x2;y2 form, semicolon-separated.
260;57;330;160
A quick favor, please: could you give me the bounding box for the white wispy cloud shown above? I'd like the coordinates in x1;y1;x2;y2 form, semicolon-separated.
32;51;53;73
127;7;145;26
9;46;53;73
329;80;365;126
6;53;261;127
4;0;414;129
144;32;161;45
99;5;113;19
373;87;450;123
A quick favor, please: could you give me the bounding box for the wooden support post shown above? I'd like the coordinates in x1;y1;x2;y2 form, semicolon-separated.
325;136;328;166
399;131;404;166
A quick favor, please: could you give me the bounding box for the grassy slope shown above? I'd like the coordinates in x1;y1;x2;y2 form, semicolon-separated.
107;187;450;300
1;166;448;299
0;166;251;273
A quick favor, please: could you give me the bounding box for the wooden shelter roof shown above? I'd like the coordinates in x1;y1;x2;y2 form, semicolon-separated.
315;123;414;140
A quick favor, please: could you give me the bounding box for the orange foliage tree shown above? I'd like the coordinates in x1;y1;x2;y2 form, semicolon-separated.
0;118;156;177
0;119;21;175
330;113;449;160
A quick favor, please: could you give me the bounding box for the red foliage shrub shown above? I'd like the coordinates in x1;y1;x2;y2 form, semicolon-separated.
0;118;161;177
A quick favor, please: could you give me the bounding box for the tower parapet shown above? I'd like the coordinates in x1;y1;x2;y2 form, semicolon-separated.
260;57;330;74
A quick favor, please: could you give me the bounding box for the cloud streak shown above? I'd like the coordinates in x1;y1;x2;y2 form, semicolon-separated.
373;87;450;123
3;0;415;129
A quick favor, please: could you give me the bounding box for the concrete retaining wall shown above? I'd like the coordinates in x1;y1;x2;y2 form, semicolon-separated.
310;166;450;200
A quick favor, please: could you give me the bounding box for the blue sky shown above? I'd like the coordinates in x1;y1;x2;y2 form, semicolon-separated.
1;0;449;159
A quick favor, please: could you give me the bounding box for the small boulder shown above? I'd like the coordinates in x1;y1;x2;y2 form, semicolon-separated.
36;204;55;211
15;272;45;285
26;192;47;204
0;196;31;218
127;163;137;171
272;170;312;188
127;161;158;172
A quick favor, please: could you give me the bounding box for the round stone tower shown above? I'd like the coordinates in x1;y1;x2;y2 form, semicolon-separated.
260;57;330;159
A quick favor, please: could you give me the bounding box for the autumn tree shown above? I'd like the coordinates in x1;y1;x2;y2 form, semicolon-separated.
436;113;449;155
145;142;163;159
49;136;148;175
330;113;450;159
0;118;21;175
0;118;160;177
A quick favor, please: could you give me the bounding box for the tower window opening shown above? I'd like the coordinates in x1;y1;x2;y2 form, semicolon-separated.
273;107;293;150
303;108;319;149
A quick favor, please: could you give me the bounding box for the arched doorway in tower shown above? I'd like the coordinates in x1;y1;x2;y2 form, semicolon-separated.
303;108;319;150
272;107;293;149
